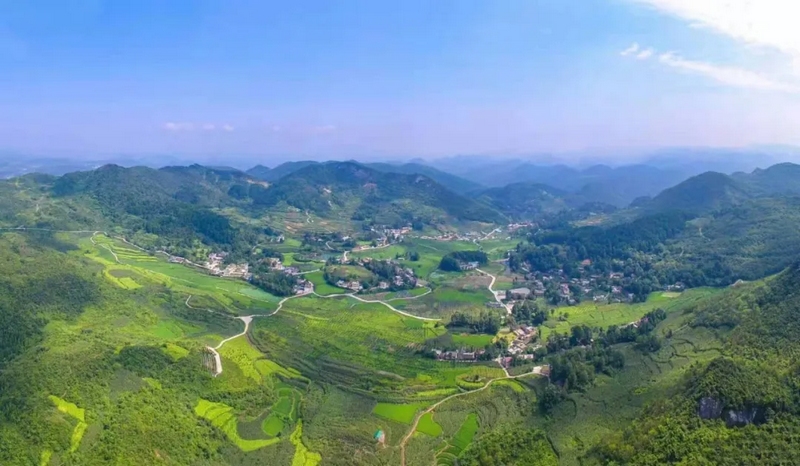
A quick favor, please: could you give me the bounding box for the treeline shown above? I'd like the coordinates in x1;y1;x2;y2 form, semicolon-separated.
439;250;488;271
250;270;298;297
511;300;548;326
447;311;500;335
508;211;690;273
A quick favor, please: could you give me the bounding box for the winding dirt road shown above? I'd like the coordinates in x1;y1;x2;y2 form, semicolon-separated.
476;268;511;314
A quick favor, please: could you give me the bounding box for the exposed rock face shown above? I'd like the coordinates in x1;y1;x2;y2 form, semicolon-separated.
698;397;724;420
725;408;761;427
698;397;763;427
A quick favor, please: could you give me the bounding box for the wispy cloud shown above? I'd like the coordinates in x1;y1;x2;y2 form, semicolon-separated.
620;42;640;56
630;0;800;74
163;122;194;131
222;124;234;132
658;52;799;92
631;1;799;57
202;123;216;131
624;1;800;93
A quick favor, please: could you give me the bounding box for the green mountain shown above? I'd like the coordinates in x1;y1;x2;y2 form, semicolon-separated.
246;161;485;195
641;171;753;215
475;182;577;218
362;162;485;194
733;162;800;196
250;161;505;225
245;161;318;182
590;263;800;465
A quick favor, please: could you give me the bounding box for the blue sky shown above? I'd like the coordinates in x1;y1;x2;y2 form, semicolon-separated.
1;0;798;160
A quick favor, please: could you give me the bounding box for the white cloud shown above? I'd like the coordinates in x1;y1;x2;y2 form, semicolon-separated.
636;48;654;59
202;123;216;131
270;125;282;132
630;0;800;72
659;51;799;92
222;124;234;132
620;42;640;56
163;122;194;131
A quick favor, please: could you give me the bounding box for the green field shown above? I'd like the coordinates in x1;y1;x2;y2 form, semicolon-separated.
305;270;346;295
451;333;494;348
451;413;479;450
195;399;281;452
416;412;443;437
372;402;424;424
540;287;720;340
85;234;281;315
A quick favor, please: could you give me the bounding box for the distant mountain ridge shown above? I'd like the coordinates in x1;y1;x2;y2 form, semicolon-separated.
251;161;504;224
246;160;483;194
640;162;800;215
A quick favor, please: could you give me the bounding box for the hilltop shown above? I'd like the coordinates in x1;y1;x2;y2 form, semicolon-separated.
250;161;505;225
475;182;578;218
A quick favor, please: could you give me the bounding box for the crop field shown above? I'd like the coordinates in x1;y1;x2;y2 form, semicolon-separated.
326;264;374;280
451;333;494;348
304;270;346;295
262;414;285;437
195;399;281;452
476;239;518;260
249;295;511;397
372;402;426;424
290;422;322;466
416;412;443;437
218;335;265;383
540;287;720;339
81;234;281;315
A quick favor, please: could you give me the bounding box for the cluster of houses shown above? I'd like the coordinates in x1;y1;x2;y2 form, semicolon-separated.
383;226;411;241
350;257;418;291
519;268;640;305
336;279;363;292
434;349;485;362
261;257;302;275
293;278;314;295
508;325;539;355
204;252;251;279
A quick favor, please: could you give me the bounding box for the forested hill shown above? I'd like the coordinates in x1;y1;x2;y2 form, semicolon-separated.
640;171;752;215
246;160;485;195
361;162;485;194
592;262;800;464
245;161;318;182
31;164;265;255
474;182;579;218
638;162;800;215
250;161;506;224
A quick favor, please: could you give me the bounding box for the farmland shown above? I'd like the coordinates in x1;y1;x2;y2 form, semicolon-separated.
0;222;751;466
